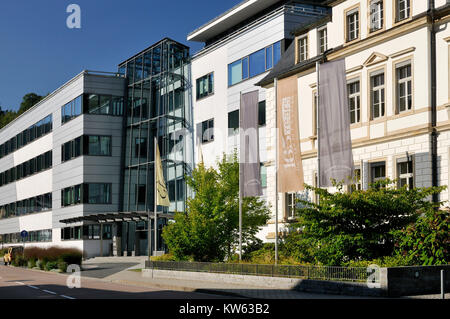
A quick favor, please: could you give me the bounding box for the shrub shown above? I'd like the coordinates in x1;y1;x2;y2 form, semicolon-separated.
27;259;37;269
392;209;449;266
12;255;26;267
150;253;177;262
44;261;58;271
24;247;82;266
57;261;68;272
36;259;44;270
0;248;8;257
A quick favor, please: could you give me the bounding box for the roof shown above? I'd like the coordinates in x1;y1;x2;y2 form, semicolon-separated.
292;14;331;36
60;211;174;224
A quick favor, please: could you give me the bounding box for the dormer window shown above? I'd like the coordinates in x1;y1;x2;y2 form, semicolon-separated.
298;36;308;62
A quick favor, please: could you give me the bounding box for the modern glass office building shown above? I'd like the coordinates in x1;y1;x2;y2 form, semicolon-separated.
117;38;193;256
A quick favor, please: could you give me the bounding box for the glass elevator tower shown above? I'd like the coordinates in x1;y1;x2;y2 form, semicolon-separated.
118;38;192;255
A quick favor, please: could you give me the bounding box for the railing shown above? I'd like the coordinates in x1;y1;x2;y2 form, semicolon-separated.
146;261;374;283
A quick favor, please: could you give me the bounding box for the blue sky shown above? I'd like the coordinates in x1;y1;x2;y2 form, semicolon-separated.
0;0;241;111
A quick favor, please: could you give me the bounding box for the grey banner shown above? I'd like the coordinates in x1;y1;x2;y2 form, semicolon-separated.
318;59;354;187
240;90;263;197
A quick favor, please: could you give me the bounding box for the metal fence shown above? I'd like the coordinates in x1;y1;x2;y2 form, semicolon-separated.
146;261;374;283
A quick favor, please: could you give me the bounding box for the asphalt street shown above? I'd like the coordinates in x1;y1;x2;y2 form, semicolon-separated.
0;265;232;299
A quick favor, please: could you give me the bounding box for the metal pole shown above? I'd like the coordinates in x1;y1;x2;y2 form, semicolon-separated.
274;78;278;265
441;269;445;299
154;137;158;256
100;223;103;257
147;209;151;257
316;62;321;189
239;92;242;261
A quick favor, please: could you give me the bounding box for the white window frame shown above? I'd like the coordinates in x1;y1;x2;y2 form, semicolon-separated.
348;79;361;124
396;0;410;22
298;36;308;62
397;157;414;189
370;161;386;183
286;193;296;219
317;26;327;54
346;9;359;42
370;71;385;120
396;61;412;113
369;0;384;32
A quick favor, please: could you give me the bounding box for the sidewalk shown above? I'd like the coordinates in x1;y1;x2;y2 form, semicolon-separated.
101;268;375;299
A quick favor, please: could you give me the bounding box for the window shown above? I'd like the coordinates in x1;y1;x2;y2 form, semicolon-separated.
370;162;386;183
196;73;214;100
136;184;146;205
249;49;265;78
86;136;111;156
61;95;83;124
370;72;385;119
228;110;239;136
135;137;147;158
85;183;111;204
348;80;361;124
346;8;359;42
228;41;281;86
260;163;267;188
369;0;384;32
397;158;414;189
285;193;296;219
396;0;410;22
396;62;412;113
298;36;308;62
318;27;327;54
201;119;214;143
351;167;362;191
258;101;266;126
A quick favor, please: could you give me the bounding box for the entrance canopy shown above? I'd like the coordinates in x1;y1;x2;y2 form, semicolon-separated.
59;211;173;224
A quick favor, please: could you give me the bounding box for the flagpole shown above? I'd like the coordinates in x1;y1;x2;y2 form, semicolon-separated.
316;62;321;189
274;78;279;265
239;92;243;262
154;137;158;256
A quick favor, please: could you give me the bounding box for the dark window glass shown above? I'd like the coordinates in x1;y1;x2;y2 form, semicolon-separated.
273;41;281;65
258;101;266;126
87;94;100;114
136;184;146;205
249;49;265;78
228;110;239;136
85;184;111;204
135;138;147;158
201;119;214;143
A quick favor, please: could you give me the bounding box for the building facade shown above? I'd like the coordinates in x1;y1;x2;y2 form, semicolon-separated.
259;0;450;236
188;0;329;242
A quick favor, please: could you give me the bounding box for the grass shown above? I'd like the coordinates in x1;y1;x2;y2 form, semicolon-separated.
128;268;142;272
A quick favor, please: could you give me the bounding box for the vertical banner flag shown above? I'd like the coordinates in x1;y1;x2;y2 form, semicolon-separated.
155;142;170;207
318;59;354;187
277;75;305;193
240;90;263;197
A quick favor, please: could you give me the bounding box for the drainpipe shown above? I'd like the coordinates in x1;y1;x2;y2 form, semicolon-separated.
429;0;439;204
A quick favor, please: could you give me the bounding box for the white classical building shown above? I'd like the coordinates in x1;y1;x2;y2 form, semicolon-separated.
259;0;450;237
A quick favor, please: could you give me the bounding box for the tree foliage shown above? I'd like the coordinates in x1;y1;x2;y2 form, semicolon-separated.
392;209;449;265
162;152;270;262
288;180;445;266
0;93;44;129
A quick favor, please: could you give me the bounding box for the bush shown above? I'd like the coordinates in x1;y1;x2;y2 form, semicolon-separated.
44;261;58;271
36;259;44;270
392;209;449;266
150;253;177;262
24;247;82;266
0;248;8;257
27;259;37;269
57;261;68;272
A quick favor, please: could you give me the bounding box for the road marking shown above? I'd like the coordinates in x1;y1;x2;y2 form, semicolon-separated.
60;295;76;299
42;289;57;295
27;285;39;289
15;281;25;285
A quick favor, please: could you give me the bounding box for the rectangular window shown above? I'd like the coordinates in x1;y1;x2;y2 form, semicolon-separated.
228;60;243;86
260;163;267;188
285;193;296;219
348;80;361;124
369;0;384;32
397;158;414;189
266;46;273;70
258;101;266;126
351;167;362;191
196;73;214;100
85;183;111;204
298;36;308;62
228;110;239;136
201;119;214;143
136;184;146;205
86;136;112;156
396;0;410;22
135;138;147;158
396;63;412;113
370;72;385;119
370;162;386;183
318;27;327;54
249;49;265;78
273;41;281;66
346;9;359;42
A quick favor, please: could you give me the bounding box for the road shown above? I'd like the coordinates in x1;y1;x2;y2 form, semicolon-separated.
0;265;232;299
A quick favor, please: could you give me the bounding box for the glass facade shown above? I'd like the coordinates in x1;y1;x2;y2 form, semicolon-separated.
120;39;191;216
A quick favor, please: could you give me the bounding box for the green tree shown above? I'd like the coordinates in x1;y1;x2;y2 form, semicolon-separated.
162;152;270;262
392;209;449;265
289;180;445;266
18;93;43;115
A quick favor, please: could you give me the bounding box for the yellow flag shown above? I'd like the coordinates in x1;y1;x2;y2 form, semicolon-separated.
156;143;170;207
